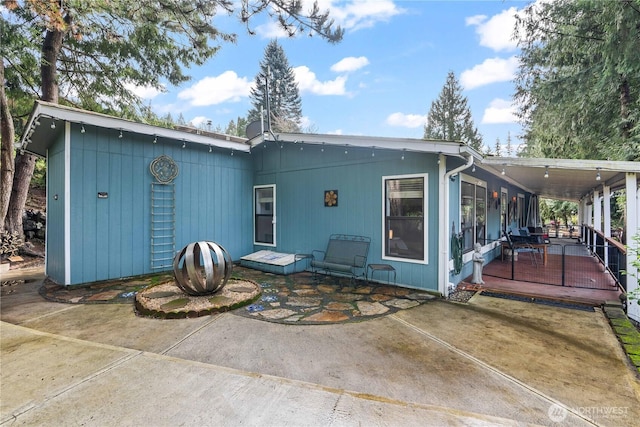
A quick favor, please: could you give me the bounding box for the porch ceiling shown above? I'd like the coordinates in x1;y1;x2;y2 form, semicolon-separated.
480;157;640;202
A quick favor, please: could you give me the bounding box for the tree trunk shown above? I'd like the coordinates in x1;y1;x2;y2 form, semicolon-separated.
5;25;66;237
5;153;36;237
619;75;631;140
41;28;65;103
0;60;15;234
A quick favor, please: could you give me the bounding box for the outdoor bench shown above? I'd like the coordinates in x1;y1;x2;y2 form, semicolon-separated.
311;234;371;281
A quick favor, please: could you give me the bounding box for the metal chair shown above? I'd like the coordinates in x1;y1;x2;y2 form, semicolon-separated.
504;232;541;267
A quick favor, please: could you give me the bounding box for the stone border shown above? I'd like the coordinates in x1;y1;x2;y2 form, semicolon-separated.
602;302;640;377
134;279;261;319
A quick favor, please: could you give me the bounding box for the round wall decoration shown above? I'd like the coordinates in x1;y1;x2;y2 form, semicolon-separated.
150;155;179;183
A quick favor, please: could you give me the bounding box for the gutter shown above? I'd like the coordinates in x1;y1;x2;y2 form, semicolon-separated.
439;150;474;297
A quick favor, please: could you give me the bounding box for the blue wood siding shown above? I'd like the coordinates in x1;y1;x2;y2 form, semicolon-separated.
67;124;253;285
253;143;440;291
46;135;66;283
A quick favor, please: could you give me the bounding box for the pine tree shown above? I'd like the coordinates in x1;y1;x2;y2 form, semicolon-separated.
248;40;302;132
505;132;513;156
1;1;341;236
494;138;502;156
423;71;483;150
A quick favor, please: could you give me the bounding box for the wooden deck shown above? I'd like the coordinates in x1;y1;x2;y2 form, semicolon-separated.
465;239;623;306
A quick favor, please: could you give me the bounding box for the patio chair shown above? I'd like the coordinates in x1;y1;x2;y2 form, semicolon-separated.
503;232;541;267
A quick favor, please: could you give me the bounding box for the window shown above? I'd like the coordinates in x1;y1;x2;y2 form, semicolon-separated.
254;185;275;246
500;188;508;234
383;174;427;262
517;193;525;227
460;175;486;252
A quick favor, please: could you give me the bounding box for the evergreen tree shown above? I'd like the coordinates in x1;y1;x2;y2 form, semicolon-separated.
515;0;640;161
423;71;483;150
224;117;249;136
225;116;249;137
248;40;302;132
505;132;513;156
494;138;502;156
1;1;341;235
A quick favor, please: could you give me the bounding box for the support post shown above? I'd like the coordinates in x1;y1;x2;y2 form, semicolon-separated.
626;173;639;322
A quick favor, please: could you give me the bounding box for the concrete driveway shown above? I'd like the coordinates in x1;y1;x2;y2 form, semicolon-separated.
1;275;639;426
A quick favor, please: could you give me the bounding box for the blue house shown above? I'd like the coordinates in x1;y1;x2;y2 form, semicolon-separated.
19;101;640;323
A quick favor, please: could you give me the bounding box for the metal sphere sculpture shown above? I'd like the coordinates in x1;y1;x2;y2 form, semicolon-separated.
172;241;233;296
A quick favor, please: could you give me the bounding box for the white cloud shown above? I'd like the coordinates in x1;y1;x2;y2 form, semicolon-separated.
190;116;210;127
331;56;369;73
327;129;343;135
466;7;519;52
124;82;164;100
465;14;486;26
482;98;518;124
178;71;252;106
254;21;290;39
385;112;426;128
329;0;404;31
293;66;348;95
460;56;519;90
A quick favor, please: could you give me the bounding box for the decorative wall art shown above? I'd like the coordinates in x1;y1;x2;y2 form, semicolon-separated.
150;154;179;184
324;190;338;207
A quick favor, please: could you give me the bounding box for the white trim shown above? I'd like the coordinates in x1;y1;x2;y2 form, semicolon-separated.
266;132;483;159
20;101;250;157
437;154;447;295
382;173;429;265
460;173;487;188
253;184;276;247
459;175;488;253
64;121;71;285
45;148;49;276
625;173;639;322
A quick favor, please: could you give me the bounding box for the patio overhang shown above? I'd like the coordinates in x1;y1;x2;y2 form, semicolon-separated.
480;157;639;202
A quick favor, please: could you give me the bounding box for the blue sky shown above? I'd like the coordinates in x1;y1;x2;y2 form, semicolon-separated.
133;1;529;153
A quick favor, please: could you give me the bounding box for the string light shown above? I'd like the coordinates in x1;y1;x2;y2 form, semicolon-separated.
544;166;549;178
401;149;405;161
231;150;234;156
50;121;56;129
371;148;375;157
182;141;186;148
209;146;212;153
472;164;475;172
596;168;601;181
153;135;157;144
81;124;85;133
501;167;505;175
119;129;123;139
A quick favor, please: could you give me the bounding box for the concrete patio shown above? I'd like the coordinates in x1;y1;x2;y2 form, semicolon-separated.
1;269;639;426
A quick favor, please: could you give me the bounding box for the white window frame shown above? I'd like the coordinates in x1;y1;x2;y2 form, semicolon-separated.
253;184;276;247
500;187;508;235
381;173;428;265
459;173;487;253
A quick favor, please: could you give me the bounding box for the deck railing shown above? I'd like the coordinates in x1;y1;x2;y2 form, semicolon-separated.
581;225;627;292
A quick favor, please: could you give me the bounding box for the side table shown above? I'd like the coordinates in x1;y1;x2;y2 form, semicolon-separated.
367;263;396;285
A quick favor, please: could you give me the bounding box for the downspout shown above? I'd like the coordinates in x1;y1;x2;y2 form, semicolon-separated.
439;151;474;297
